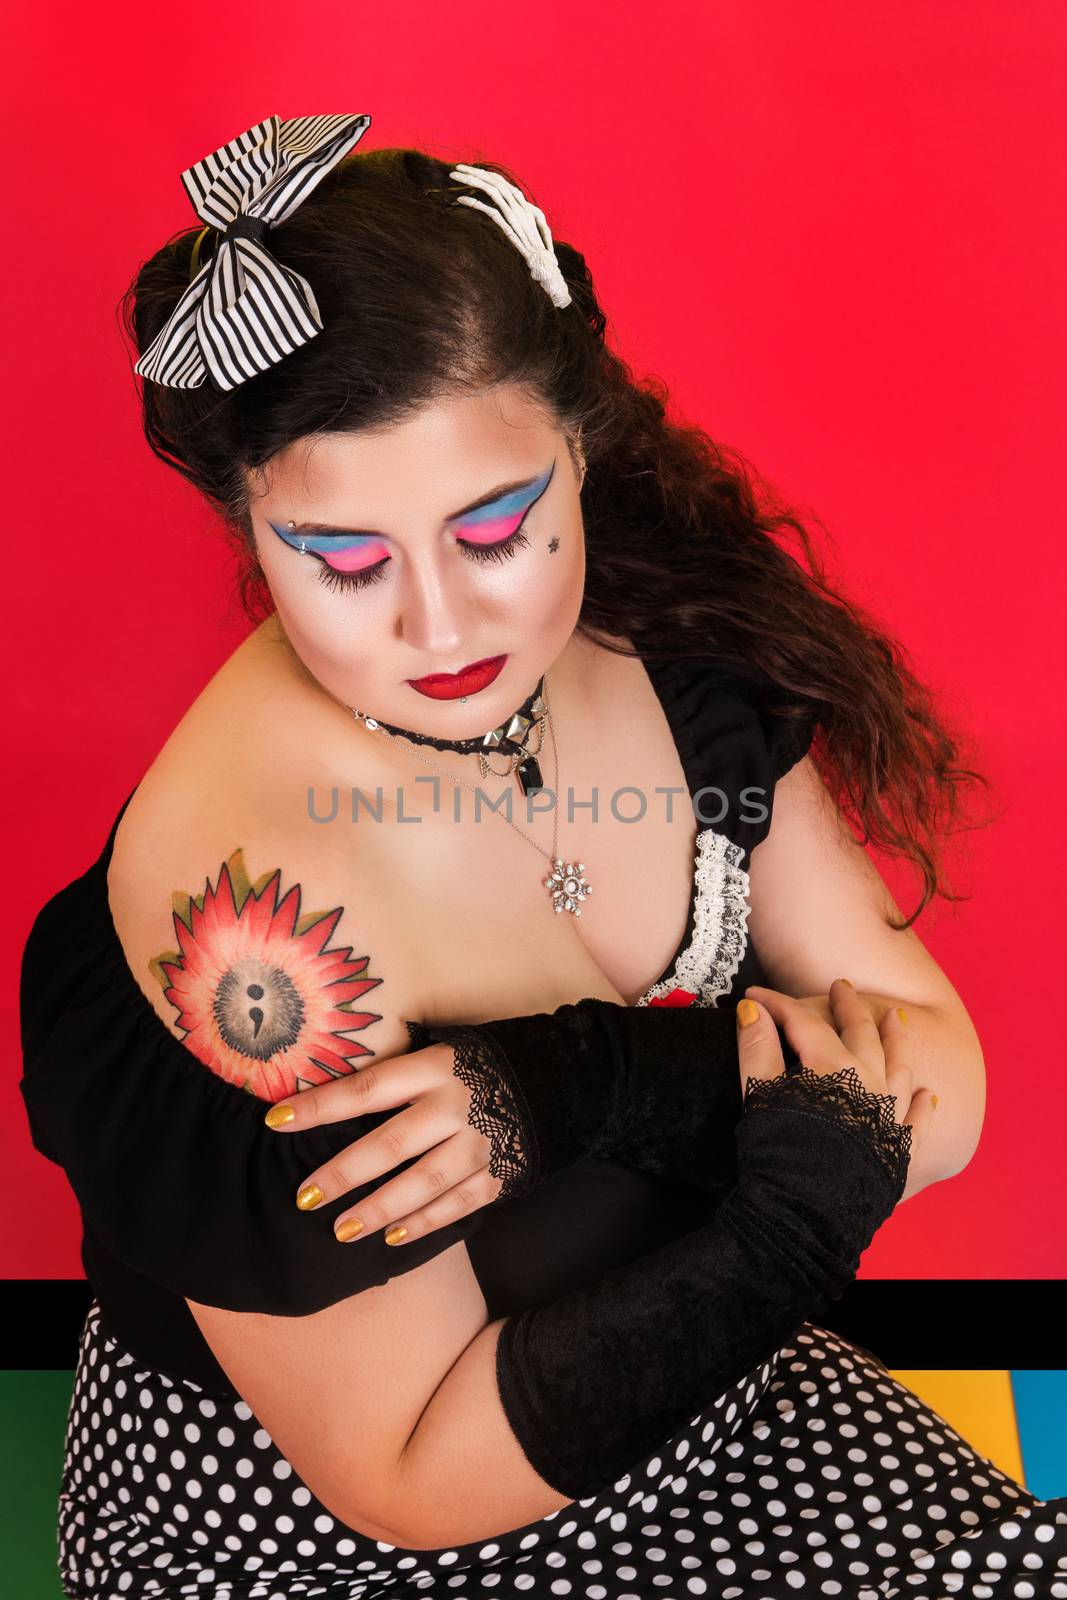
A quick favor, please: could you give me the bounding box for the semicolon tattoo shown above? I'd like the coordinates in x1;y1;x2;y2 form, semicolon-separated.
149;848;384;1102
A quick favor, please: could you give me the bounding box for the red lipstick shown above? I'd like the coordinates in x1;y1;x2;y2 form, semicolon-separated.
406;654;508;700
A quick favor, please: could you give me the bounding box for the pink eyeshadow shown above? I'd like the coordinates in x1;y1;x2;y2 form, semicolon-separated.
456;510;526;544
321;542;390;573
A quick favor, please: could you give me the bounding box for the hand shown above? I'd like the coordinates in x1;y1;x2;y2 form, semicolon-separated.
263;1039;507;1248
791;993;837;1027
791;990;894;1031
739;979;936;1171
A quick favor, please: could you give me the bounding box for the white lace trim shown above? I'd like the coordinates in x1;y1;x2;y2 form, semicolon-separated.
636;828;751;1008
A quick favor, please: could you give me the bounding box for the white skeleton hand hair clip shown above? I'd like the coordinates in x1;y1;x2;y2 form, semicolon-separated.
449;164;572;310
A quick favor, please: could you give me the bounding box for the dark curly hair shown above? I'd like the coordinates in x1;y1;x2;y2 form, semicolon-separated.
120;144;998;930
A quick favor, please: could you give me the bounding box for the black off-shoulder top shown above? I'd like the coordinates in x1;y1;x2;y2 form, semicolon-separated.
19;651;821;1399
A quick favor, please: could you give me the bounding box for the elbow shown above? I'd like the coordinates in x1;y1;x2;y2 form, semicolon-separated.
294;1454;419;1551
361;1500;453;1553
369;1479;485;1552
943;1042;987;1180
331;1466;459;1554
897;1091;985;1204
920;1013;987;1181
332;1492;418;1551
946;1090;986;1180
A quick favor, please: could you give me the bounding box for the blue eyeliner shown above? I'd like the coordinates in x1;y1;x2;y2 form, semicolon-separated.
269;525;381;556
456;464;554;528
268;461;556;555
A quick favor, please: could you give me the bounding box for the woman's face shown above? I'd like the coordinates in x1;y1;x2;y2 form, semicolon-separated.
249;384;586;740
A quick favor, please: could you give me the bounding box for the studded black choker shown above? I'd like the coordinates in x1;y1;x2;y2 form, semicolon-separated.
355;675;547;768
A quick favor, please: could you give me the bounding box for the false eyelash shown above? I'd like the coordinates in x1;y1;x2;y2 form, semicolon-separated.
315;527;532;595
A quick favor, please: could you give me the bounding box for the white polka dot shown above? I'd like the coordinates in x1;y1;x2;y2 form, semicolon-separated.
59;1306;1065;1599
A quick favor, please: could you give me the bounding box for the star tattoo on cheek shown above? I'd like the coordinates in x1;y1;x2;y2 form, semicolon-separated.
548;536;560;552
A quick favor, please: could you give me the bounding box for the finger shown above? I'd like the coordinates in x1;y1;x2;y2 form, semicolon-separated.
735;995;786;1091
877;1004;917;1125
743;985;859;1080
263;1048;448;1132
827;979;888;1085
899;1085;937;1162
295;1096;459;1211
333;1145;502;1246
794;995;834;1025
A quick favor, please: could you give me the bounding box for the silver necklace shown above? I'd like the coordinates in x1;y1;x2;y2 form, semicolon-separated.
349;676;593;917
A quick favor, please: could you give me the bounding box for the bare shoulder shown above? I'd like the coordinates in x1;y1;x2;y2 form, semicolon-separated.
107;617;427;1093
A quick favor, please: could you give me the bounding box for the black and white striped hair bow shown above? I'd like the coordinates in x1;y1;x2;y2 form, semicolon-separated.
135;115;572;393
134;114;372;391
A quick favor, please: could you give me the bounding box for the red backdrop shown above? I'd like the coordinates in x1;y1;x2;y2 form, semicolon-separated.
4;2;1065;1278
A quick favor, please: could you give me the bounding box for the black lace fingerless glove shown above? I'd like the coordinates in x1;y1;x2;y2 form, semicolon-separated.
406;997;802;1200
494;1062;913;1500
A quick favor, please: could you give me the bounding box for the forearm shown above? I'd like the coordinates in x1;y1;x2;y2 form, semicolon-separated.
411;997;766;1199
381;1079;911;1548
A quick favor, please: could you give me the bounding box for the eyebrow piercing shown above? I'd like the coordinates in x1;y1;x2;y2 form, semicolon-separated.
285;519;310;555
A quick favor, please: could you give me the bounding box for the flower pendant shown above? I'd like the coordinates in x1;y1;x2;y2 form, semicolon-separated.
544;859;592;916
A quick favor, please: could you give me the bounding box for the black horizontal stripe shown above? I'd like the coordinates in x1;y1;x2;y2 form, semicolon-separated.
5;1278;1062;1371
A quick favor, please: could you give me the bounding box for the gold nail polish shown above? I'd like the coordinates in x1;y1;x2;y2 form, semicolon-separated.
265;1103;295;1129
931;1094;939;1110
896;1007;908;1026
736;999;759;1028
335;1218;364;1242
838;978;854;990
296;1183;324;1210
384;1225;408;1246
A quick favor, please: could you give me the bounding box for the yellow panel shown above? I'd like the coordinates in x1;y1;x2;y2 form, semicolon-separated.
888;1369;1026;1485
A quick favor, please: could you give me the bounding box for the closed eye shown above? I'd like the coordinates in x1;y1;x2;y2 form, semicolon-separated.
314;519;533;595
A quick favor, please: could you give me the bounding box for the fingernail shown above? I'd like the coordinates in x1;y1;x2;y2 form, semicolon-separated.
931;1094;939;1111
296;1183;325;1211
896;1007;908;1026
384;1225;408;1246
265;1103;295;1129
838;978;854;990
737;999;760;1028
335;1218;364;1242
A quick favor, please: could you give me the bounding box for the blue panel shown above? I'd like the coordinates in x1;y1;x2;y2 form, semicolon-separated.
1010;1371;1067;1500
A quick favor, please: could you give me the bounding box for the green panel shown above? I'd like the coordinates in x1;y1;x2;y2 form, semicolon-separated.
0;1369;72;1599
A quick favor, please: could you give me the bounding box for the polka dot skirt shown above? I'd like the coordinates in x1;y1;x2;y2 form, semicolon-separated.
57;1299;1067;1599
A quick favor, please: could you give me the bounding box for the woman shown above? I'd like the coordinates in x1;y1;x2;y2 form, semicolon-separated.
19;114;1067;1597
